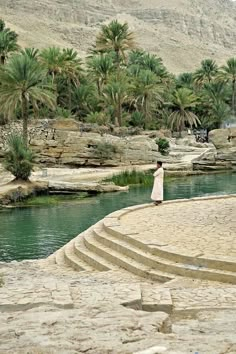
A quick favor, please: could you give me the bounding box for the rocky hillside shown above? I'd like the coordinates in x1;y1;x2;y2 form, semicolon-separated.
0;0;236;72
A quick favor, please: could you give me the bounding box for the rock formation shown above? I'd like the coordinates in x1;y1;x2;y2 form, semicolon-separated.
193;128;236;170
0;120;162;167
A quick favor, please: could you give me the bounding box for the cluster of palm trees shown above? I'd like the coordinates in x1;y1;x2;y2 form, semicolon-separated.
0;18;236;145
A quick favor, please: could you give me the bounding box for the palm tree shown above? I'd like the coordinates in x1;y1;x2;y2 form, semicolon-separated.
0;54;56;144
61;48;82;111
103;77;130;126
201;101;231;130
39;47;65;82
72;83;97;118
96;20;136;68
0;31;19;64
194;59;218;86
128;49;146;66
132;69;163;128
168;88;200;135
220;58;236;116
176;72;194;89
20;47;39;60
87;54;114;94
129;50;169;81
0;19;5;32
0;19;18;40
202;81;229;103
198;81;230;129
4;134;34;181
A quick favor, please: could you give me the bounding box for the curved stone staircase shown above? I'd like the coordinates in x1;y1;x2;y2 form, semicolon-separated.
51;200;236;284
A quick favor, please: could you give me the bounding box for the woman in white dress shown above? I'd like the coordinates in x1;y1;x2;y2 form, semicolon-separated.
151;161;164;205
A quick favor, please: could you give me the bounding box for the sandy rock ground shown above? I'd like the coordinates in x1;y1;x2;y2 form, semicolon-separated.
0;261;236;354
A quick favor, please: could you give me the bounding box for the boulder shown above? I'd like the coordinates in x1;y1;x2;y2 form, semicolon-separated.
209;129;232;149
208;128;236;167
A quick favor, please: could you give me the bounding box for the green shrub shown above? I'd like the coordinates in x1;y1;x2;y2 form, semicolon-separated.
55;107;74;119
95;142;119;161
156;137;170;155
130;111;145;128
86;112;109;125
104;169;153;186
4;135;34;180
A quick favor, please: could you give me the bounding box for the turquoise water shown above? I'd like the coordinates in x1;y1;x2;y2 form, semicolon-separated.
0;173;235;262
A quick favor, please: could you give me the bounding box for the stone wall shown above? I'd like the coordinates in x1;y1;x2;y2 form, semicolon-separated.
0;120;162;167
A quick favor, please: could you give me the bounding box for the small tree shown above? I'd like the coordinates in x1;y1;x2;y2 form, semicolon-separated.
156;138;170;155
4;135;34;181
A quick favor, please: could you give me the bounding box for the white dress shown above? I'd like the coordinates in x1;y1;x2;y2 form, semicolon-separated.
151;167;164;201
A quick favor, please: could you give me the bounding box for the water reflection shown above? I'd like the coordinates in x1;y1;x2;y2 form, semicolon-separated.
0;173;235;261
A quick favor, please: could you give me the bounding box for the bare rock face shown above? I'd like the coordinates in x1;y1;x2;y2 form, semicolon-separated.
209;128;236;166
0;0;236;72
0;120;161;167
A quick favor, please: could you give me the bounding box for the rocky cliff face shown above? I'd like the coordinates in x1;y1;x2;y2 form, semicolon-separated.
0;0;236;72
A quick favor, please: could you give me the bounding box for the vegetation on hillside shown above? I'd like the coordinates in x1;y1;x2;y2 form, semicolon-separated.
0;18;235;140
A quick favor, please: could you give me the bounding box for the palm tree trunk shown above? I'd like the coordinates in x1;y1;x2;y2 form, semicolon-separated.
143;95;148;129
51;72;58;108
115;49;120;70
117;96;122;126
97;79;101;96
68;78;72;112
0;55;5;65
22;95;28;146
232;79;236;117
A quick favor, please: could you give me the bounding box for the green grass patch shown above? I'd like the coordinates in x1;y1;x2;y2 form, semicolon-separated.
104;169;179;187
104;170;154;187
15;193;89;207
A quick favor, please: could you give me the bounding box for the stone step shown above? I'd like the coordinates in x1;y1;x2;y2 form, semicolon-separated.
74;230;120;272
95;224;236;284
64;240;95;272
46;253;56;264
104;220;236;276
141;284;173;314
55;248;70;268
84;230;173;283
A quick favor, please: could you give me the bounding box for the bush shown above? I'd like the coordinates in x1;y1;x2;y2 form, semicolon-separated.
55;107;74;119
130;111;145;127
156;138;170;155
95;142;119;162
4;135;34;180
86;112;109;125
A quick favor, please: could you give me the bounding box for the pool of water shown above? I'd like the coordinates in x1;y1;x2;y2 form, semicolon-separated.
0;172;235;262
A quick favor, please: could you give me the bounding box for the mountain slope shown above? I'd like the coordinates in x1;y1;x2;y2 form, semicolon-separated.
0;0;236;73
